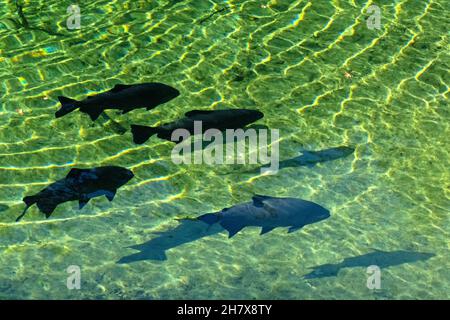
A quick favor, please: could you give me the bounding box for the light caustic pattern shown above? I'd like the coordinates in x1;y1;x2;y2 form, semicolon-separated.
0;0;448;299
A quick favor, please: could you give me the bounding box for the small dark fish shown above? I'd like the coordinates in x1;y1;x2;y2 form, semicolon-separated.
198;195;330;238
303;249;435;279
55;83;180;121
278;146;355;169
131;109;264;144
16;166;134;222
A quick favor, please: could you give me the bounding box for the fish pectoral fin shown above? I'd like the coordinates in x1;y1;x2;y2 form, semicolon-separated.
37;202;57;218
110;84;133;93
288;225;303;233
260;226;275;235
221;221;244;238
79;198;90;209
105;190;116;202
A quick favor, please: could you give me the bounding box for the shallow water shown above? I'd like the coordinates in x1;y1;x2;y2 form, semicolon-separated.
0;0;448;299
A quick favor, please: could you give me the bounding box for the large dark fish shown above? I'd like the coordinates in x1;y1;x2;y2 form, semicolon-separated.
131;109;264;144
198;195;330;238
55;83;180;121
16;166;134;221
303;250;435;279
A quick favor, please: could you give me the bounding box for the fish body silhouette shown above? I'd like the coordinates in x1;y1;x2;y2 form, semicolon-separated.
198;195;330;238
17;166;134;221
131;109;264;144
55;83;180;120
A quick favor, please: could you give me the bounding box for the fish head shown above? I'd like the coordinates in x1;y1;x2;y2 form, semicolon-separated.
148;83;180;101
165;86;180;100
307;204;330;223
95;166;134;187
236;109;264;124
281;198;330;225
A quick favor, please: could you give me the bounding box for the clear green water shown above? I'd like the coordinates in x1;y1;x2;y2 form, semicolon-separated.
0;0;448;299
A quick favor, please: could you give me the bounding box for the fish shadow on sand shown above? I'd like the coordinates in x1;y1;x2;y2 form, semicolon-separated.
118;195;330;263
303;249;435;279
255;146;355;174
117;219;225;263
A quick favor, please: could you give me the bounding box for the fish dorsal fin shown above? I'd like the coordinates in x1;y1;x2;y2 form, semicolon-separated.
79;198;90;209
66;168;87;179
110;84;133;93
105;190;116;201
252;195;271;207
185;110;214;117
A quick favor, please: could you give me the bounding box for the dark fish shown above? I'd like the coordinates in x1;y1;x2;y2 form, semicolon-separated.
198;195;330;238
117;218;224;263
16;166;134;222
303;249;435;279
55;83;180;121
131;109;264;144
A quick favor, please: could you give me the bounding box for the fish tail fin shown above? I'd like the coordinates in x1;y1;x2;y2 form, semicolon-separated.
79;105;104;121
131;125;159;144
55;96;80;118
16;196;37;222
197;213;220;225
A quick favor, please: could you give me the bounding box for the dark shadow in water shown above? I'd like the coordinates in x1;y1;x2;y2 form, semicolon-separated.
231;146;355;175
0;204;9;212
278;146;354;169
303;249;435;279
117;219;225;263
